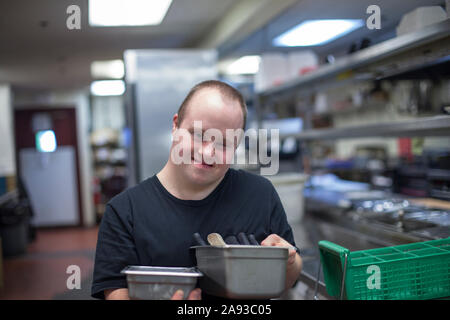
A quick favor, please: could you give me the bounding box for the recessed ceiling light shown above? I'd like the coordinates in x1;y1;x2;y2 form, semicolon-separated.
227;55;261;75
91;60;124;79
89;0;172;27
90;80;125;96
273;19;364;47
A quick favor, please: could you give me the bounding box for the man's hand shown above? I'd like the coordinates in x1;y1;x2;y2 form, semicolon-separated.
104;288;130;300
105;287;202;300
261;234;302;290
171;288;202;300
261;234;297;265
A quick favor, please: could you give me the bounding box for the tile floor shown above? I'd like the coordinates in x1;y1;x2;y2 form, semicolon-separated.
0;226;99;300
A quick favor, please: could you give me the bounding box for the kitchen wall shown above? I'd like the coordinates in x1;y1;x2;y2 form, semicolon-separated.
0;84;15;179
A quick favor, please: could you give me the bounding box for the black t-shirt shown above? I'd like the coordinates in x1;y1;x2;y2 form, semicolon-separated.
91;168;296;299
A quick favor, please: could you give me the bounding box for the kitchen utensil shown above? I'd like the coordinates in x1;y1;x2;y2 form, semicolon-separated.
237;232;250;245
207;233;227;247
248;234;259;245
224;235;239;244
193;232;207;246
121;266;203;300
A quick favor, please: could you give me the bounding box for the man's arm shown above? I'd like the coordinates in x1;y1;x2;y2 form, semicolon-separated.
91;199;140;300
286;251;302;289
261;234;303;290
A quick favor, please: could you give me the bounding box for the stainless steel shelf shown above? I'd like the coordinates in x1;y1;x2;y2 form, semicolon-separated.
258;20;450;99
281;115;450;141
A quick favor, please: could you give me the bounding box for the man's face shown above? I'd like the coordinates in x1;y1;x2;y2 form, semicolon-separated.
172;88;243;187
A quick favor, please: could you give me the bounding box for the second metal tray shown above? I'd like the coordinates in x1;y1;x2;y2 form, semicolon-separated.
193;245;289;299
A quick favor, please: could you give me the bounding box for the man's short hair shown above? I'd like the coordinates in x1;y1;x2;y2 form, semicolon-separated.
176;80;247;129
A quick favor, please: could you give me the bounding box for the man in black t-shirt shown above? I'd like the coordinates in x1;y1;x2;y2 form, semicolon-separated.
91;80;303;300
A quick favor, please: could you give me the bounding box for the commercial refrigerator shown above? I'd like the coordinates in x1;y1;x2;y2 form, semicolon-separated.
123;49;217;185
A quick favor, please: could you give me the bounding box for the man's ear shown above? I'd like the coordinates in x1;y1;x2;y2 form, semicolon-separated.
172;114;179;133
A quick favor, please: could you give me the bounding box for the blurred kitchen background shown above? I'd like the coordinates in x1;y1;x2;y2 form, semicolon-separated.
0;0;449;299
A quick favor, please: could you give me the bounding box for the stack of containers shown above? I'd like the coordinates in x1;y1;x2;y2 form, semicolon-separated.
254;53;289;93
396;6;447;36
255;51;319;93
286;50;319;81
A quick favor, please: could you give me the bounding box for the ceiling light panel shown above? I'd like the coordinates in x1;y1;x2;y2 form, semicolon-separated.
273;19;364;47
89;0;172;27
90;80;125;96
226;55;261;75
91;60;125;79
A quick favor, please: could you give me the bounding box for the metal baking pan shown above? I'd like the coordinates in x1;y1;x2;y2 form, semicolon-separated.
193;245;289;299
121;266;202;300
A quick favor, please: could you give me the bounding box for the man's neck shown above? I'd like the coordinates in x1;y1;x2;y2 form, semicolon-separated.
156;162;226;201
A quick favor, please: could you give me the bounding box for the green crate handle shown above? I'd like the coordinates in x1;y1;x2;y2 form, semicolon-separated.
318;240;350;299
318;240;350;257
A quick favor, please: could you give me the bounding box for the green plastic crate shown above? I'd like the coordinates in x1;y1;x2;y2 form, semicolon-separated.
318;238;450;300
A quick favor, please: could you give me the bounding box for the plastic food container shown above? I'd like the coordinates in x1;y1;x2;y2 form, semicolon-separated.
319;238;450;300
194;245;289;299
121;266;203;300
267;173;308;223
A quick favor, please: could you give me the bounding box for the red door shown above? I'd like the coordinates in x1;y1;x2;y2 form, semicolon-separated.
14;107;83;226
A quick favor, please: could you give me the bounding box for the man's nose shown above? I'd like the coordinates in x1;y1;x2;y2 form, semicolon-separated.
198;141;215;158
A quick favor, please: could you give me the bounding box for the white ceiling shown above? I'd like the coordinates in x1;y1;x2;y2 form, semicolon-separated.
0;0;446;90
0;0;241;89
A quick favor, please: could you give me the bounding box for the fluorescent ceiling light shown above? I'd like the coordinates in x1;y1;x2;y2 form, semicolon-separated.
91;60;124;79
91;80;125;96
89;0;172;26
227;55;261;75
273;19;364;47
